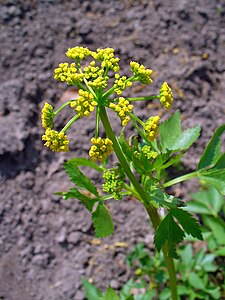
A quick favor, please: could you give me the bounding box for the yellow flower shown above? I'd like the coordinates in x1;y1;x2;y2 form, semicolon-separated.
144;116;160;142
84;61;104;80
42;128;69;152
54;62;84;85
89;137;113;162
113;74;132;95
41;102;54;129
142;145;158;160
159;82;173;109
92;48;120;72
130;61;153;84
66;46;91;60
109;97;133;127
70;90;98;117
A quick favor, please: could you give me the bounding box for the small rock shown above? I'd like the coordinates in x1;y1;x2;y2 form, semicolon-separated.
55;227;67;244
67;232;81;245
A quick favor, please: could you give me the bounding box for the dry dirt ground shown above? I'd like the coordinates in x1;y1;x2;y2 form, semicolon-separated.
0;0;225;299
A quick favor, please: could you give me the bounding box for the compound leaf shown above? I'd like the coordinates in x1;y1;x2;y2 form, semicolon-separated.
64;159;98;197
59;187;97;212
92;203;114;238
154;213;185;258
171;125;201;151
198;124;225;170
170;208;203;240
159;111;181;152
69;157;103;172
199;169;225;195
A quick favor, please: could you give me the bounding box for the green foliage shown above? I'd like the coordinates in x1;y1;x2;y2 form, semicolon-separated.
198;124;225;170
92;203;114;238
159;111;200;153
64;159;99;197
185;186;225;253
154;209;202;258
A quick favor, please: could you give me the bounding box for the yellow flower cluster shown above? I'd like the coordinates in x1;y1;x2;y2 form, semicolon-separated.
113;74;132;95
42;128;69;152
41;102;54;129
130;61;153;84
142;145;158;160
144;116;160;142
70;90;98;118
92;48;120;72
159;82;173;109
89;137;113;162
66;46;91;60
84;61;104;80
54;62;84;85
109;97;133;127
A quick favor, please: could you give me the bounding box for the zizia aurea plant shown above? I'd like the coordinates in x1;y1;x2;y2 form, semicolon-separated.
41;46;225;300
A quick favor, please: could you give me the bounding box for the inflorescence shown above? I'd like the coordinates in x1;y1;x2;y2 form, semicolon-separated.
41;46;174;160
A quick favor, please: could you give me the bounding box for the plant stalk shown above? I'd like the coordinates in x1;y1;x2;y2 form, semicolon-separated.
100;106;178;300
163;170;199;188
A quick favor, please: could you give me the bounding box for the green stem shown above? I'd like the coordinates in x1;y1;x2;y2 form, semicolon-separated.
144;204;178;300
54;100;73;116
127;95;159;102
99;107;178;300
61;114;79;133
163;170;199;188
77;62;97;98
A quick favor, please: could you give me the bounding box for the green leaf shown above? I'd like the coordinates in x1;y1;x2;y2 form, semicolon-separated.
199;169;225;195
191;186;224;214
188;272;205;290
159;111;181;152
69;157;103;172
211;152;225;170
103;287;120;300
171;125;201;151
181;244;193;267
170;209;203;240
185;201;211;215
206;287;221;299
59;187;97;211
202;215;225;245
147;188;184;209
64;159;98;197
124;296;135;300
215;246;225;256
154;213;185;258
198;124;225;170
92;203;114;238
82;278;102;300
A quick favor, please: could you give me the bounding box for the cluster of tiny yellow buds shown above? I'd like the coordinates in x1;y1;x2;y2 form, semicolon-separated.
70;90;98;118
41;102;54;129
130;61;153;85
109;97;133;127
102;166;125;200
144;116;160;142
92;48;120;72
159;82;173;109
89;137;113;162
54;62;84;85
113;74;133;95
141;145;159;160
89;76;109;90
84;61;104;80
42;128;69;152
66;46;91;61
